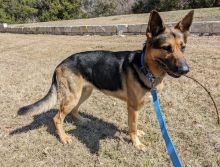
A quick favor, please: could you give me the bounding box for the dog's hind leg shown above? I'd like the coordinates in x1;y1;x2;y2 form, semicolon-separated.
53;67;83;144
71;86;93;126
53;99;76;144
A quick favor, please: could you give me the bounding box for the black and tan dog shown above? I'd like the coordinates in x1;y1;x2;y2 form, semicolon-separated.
18;10;194;151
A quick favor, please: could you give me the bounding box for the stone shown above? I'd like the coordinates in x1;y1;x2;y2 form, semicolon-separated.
127;24;142;34
117;24;128;35
86;26;96;33
0;23;8;28
69;26;81;35
53;27;65;35
95;26;105;33
103;25;117;33
140;24;147;34
80;26;88;34
190;22;211;34
213;21;220;34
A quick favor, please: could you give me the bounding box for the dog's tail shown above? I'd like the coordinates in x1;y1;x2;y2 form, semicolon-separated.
18;73;57;115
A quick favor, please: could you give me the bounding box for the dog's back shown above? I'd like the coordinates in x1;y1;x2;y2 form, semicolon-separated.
61;50;140;91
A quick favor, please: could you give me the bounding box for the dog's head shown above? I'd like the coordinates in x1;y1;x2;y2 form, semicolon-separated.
146;10;194;78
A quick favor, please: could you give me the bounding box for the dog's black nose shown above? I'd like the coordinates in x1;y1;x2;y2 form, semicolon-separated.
178;64;189;74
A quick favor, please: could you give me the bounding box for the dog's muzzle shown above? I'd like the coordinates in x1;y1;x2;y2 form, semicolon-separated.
156;58;189;78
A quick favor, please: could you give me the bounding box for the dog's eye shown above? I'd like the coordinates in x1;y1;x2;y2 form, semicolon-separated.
162;45;172;52
181;44;186;52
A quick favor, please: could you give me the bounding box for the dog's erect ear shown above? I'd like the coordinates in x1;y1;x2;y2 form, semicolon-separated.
175;10;194;33
146;10;165;39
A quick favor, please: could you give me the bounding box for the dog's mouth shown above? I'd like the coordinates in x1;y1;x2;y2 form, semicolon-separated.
155;59;181;78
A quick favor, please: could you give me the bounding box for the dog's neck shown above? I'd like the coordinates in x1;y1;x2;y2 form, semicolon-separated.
142;44;166;79
145;51;165;78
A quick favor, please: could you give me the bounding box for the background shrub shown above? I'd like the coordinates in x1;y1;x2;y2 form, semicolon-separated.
132;0;219;13
91;0;117;17
0;0;87;23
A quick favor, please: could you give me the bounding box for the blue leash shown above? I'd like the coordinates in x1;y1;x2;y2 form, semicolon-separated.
140;52;182;167
151;89;182;167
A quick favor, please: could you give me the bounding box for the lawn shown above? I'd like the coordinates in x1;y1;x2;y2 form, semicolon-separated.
0;33;219;166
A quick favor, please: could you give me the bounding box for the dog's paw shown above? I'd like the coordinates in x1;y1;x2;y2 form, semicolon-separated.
137;130;145;137
135;143;147;152
60;135;72;144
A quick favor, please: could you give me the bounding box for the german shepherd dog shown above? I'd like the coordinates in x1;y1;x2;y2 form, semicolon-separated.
18;10;194;151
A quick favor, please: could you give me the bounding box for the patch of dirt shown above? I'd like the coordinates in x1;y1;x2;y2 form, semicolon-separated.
0;33;219;167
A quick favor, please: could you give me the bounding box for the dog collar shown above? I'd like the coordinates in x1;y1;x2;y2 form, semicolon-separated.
140;52;160;84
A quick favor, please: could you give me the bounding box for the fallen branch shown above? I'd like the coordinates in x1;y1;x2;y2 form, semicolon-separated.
184;75;219;125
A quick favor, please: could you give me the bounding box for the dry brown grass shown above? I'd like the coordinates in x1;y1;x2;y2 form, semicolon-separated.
10;7;220;27
0;33;220;167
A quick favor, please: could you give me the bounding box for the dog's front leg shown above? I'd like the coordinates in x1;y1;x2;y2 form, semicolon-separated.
127;105;147;151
